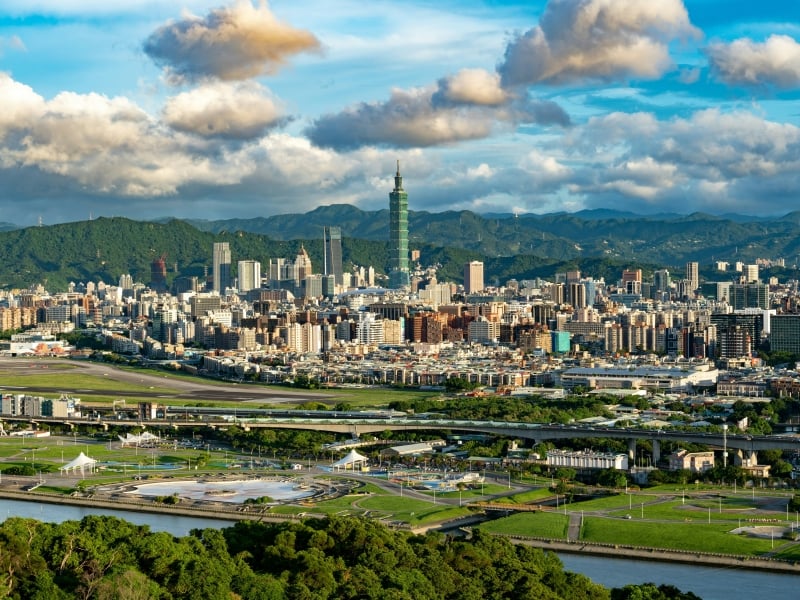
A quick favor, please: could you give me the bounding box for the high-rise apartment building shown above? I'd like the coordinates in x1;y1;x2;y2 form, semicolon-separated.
743;264;759;283
237;260;261;293
323;226;343;287
621;269;642;294
388;161;410;288
464;261;484;294
212;242;231;293
686;262;699;294
150;254;167;293
653;269;671;293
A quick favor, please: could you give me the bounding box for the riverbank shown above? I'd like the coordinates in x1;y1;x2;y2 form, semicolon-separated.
4;486;800;574
0;488;304;524
503;535;800;574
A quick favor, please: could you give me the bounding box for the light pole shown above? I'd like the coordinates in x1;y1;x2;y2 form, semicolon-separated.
722;424;728;468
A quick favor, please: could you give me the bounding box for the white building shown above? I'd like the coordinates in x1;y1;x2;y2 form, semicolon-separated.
237;260;262;293
547;449;628;471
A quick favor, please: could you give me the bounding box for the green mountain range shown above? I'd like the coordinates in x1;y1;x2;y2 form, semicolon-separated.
0;205;797;291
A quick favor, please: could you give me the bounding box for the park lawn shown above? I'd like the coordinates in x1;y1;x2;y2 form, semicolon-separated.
492;487;554;504
33;485;74;495
480;512;569;539
354;494;470;524
358;495;437;513
570;493;659;511
412;506;471;525
348;481;386;495
437;484;507;499
773;544;800;561
581;516;776;556
607;499;760;522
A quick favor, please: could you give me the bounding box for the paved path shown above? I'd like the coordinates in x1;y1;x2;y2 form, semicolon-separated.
567;512;582;541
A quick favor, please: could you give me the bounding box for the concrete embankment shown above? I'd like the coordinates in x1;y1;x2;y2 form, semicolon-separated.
0;488;301;524
502;535;800;574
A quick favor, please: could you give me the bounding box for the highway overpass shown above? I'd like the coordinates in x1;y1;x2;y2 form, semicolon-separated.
4;414;798;466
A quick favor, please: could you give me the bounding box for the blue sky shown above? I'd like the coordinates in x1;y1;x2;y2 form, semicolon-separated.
1;0;799;226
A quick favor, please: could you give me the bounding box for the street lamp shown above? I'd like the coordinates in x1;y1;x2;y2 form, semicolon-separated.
722;424;728;468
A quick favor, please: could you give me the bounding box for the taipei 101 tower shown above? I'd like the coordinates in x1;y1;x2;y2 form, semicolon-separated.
388;160;410;289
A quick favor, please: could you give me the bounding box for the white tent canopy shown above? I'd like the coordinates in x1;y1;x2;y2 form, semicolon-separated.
118;431;158;447
60;452;97;476
332;449;368;471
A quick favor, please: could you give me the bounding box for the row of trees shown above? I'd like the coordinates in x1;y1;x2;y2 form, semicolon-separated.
0;514;699;599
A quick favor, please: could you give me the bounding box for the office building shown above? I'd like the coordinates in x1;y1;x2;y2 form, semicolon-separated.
388;161;410;288
296;245;312;281
323;226;344;287
212;242;231;293
731;283;769;310
770;314;800;354
237;260;261;293
464;261;484;294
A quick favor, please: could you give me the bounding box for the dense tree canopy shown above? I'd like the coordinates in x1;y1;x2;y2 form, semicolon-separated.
0;514;700;599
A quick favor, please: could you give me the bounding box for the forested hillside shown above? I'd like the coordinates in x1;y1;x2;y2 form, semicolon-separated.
184;205;800;266
0;217;660;291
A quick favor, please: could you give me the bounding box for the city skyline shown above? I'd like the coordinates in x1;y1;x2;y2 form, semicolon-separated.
1;0;799;226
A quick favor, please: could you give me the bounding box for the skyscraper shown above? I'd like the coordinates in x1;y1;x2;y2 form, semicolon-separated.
212;242;231;293
388;161;410;289
686;261;699;294
237;260;261;293
323;226;344;287
464;261;484;294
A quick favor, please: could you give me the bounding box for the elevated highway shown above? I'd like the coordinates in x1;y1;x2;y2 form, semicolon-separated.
4;414;797;466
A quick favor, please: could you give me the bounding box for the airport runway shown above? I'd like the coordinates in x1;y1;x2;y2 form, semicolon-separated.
0;357;336;404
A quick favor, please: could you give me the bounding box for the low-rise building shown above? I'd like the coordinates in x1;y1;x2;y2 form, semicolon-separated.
668;449;714;473
546;449;628;471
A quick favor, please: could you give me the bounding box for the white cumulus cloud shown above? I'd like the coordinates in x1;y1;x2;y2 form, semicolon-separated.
498;0;699;86
707;34;800;89
163;81;286;139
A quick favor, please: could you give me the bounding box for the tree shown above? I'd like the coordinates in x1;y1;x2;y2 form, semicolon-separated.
597;468;627;488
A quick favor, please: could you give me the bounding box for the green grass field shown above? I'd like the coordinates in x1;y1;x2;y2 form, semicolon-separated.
491;487;554;504
0;372;178;395
0;361;442;409
581;516;776;555
480;512;569;538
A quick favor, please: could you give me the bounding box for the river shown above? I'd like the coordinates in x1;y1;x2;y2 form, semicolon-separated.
558;553;798;599
1;499;797;598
